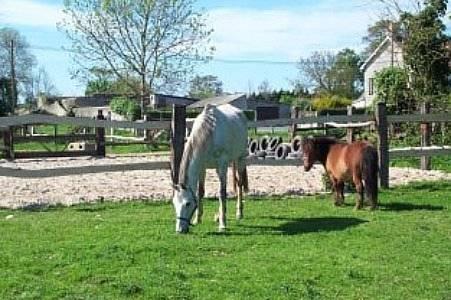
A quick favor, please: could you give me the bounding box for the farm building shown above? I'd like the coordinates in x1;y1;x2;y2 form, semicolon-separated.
149;93;197;109
188;93;290;120
353;36;403;109
247;98;291;120
34;93;198;119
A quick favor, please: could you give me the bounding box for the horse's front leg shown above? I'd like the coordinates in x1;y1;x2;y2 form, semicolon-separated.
193;169;206;225
215;163;228;232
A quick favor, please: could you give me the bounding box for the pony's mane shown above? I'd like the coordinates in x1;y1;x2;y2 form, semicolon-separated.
178;105;216;186
304;137;342;164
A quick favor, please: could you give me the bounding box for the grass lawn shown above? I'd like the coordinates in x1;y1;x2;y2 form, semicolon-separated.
0;181;450;299
390;155;451;173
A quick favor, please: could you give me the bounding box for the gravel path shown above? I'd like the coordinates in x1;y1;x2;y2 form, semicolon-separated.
0;156;450;209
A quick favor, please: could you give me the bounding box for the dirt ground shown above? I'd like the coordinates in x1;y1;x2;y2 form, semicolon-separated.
0;156;450;209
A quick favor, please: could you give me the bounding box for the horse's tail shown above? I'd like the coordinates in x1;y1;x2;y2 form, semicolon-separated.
361;145;378;209
232;161;249;194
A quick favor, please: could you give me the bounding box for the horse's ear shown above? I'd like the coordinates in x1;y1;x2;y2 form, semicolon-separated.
172;184;180;191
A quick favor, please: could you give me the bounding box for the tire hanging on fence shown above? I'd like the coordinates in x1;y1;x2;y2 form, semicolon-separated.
275;143;292;160
248;139;259;156
267;136;282;151
287;135;303;159
258;135;271;151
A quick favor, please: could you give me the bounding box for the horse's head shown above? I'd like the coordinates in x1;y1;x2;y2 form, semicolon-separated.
301;138;315;171
172;184;197;234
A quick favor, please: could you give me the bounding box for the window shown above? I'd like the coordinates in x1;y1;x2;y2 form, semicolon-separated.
368;78;374;95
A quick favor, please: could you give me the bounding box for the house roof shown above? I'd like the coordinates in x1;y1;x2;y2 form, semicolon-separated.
187;93;246;109
360;36;402;71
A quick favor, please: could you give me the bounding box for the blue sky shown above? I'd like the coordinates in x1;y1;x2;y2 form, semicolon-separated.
0;0;450;96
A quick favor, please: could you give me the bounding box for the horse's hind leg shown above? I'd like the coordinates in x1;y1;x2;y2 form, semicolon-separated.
235;159;247;220
330;176;342;207
215;162;228;232
336;181;345;206
353;175;364;210
193;169;206;225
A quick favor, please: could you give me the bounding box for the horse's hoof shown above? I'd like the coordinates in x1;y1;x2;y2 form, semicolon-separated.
236;213;243;220
192;219;201;225
218;227;226;233
353;206;363;211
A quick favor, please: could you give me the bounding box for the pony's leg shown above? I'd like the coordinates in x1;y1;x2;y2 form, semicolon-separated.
330;176;341;206
193;169;206;225
353;175;364;210
336;181;345;206
216;162;228;232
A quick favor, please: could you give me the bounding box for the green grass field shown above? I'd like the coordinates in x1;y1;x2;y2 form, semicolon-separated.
1;181;450;299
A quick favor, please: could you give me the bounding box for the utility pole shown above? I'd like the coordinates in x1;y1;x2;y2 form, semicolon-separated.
389;21;394;67
10;39;17;113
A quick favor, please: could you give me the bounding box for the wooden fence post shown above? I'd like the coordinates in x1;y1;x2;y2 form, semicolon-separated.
96;110;106;157
375;102;389;188
347;105;353;143
170;105;186;184
420;102;431;170
2;127;14;160
291;106;299;139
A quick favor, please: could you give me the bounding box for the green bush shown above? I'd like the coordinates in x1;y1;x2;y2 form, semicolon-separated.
312;94;352;111
110;97;141;120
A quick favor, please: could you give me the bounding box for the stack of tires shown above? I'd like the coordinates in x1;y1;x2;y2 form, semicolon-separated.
247;135;303;160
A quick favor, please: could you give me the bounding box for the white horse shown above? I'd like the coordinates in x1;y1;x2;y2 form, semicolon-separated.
172;104;249;233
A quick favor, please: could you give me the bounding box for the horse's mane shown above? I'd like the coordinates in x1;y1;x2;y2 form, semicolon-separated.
178;105;216;186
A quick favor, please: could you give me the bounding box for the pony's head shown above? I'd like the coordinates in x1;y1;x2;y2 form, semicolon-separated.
301;138;316;171
172;184;197;234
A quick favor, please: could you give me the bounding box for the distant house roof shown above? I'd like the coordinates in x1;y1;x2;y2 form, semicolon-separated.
360;36;402;71
187;93;246;109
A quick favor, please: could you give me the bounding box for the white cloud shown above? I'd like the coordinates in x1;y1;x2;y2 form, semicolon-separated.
206;3;387;61
0;0;63;27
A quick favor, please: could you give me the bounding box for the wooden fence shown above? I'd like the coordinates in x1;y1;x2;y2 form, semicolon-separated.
1;103;450;188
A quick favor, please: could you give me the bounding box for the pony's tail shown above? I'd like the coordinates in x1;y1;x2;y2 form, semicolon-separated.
361;146;378;209
232;161;249;194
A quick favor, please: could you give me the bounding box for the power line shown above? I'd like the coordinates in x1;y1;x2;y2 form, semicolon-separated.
28;43;405;68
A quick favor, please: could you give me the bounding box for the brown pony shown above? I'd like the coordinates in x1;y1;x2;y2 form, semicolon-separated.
301;137;378;210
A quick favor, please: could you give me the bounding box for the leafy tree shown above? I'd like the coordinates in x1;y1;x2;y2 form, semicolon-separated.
401;0;449;107
312;94;352;111
374;66;413;113
297;49;362;98
329;48;363;99
110;96;141;120
188;75;223;99
60;0;213;115
0;27;36;112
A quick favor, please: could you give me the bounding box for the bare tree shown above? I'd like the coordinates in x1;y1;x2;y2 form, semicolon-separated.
59;0;213;116
0;27;36;111
376;0;425;19
297;51;336;94
25;67;57;103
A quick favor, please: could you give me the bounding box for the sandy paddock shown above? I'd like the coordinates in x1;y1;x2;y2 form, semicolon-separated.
0;156;450;209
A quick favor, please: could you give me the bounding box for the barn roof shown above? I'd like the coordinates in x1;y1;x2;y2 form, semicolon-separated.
187;93;246;109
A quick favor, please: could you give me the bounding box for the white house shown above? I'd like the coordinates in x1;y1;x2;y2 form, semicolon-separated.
353;36;404;109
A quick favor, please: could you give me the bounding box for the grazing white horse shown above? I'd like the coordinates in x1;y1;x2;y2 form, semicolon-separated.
172;104;249;233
